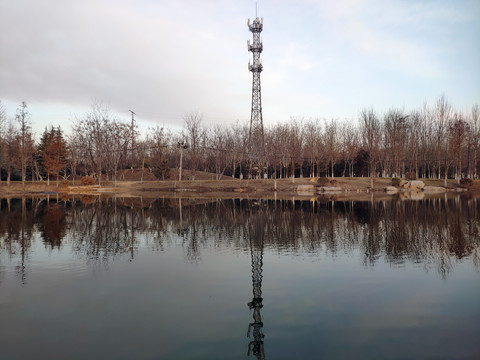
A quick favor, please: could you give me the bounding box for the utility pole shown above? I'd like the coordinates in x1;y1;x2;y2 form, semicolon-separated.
178;141;188;181
129;110;136;167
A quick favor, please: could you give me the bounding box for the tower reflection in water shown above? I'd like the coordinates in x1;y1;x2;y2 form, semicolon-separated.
247;206;266;360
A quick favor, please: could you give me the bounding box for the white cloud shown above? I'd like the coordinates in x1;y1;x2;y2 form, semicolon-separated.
0;0;478;134
314;0;448;78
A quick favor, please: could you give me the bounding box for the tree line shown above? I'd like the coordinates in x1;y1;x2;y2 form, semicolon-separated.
0;95;479;186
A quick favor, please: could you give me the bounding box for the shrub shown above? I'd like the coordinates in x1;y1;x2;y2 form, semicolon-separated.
317;177;337;186
80;176;96;186
391;178;401;186
317;177;330;186
61;180;71;187
152;159;170;180
406;172;417;180
459;178;473;187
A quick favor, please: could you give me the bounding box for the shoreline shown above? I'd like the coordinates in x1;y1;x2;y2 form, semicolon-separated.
1;178;479;201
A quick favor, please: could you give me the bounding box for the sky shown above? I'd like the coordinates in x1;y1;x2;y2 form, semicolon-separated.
1;0;479;137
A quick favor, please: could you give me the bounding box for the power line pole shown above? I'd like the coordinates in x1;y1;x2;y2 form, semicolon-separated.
129;110;136;167
178;141;188;181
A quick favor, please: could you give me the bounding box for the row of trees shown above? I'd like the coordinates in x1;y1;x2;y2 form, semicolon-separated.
0;96;479;185
0;101;68;187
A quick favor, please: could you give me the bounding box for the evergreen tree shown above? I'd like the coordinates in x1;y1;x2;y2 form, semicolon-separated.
35;127;51;180
43;127;67;186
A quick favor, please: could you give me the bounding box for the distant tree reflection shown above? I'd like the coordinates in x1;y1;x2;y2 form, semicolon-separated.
69;197;140;264
37;200;66;249
0;195;479;280
0;198;35;284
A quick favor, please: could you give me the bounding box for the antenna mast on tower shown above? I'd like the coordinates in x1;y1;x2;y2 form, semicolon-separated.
247;12;265;170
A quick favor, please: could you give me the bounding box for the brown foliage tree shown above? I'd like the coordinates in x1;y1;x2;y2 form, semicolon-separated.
43;127;67;186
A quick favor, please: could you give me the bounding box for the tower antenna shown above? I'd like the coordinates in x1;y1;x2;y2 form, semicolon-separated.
247;10;265;178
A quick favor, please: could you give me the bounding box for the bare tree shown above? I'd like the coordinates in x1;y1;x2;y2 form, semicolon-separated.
287;118;303;182
233;123;250;179
469;104;479;179
183;112;205;180
66;132;82;185
448;112;468;182
360;108;382;187
434;95;453;186
211;125;233;180
4;119;18;185
136;141;148;184
228;123;245;178
268;124;289;179
383;108;408;178
127;115;139;171
72;102;113;184
104;119;130;186
324;119;339;179
0;100;6;183
341;123;358;177
303;120;320;178
407;110;422;179
148;125;171;181
418;102;436;179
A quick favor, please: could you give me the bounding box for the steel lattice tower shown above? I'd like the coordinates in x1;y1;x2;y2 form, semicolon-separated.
247;15;265;163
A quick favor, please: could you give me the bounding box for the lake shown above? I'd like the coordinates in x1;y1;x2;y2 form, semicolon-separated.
0;194;479;359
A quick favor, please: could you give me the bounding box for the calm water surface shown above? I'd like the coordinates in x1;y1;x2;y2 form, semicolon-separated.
0;195;479;359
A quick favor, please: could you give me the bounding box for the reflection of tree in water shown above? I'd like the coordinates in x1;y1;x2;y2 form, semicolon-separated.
1;195;479;280
69;197;145;264
177;198;201;262
354;196;480;277
37;199;66;249
156;196;480;277
0;198;35;284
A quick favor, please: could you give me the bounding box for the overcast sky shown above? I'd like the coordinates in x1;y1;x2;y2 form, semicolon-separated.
1;0;479;136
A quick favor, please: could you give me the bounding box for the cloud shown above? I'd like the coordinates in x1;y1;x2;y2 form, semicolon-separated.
0;0;251;126
0;0;478;134
318;0;480;81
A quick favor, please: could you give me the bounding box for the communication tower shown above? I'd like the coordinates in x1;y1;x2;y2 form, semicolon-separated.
247;15;265;164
